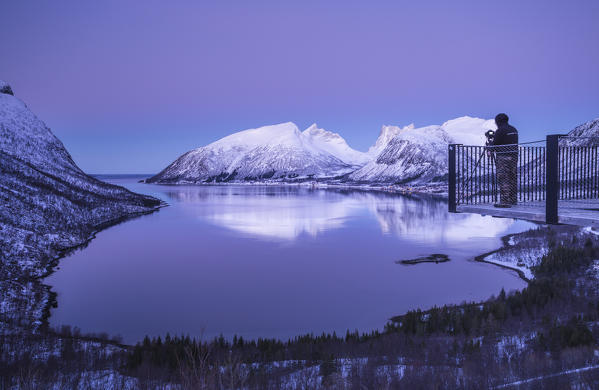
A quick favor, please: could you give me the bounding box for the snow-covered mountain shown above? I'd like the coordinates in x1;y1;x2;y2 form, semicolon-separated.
302;124;370;165
367;124;412;157
0;80;161;280
149;115;599;187
149;117;504;185
148;122;368;183
561;118;599;147
350;116;496;184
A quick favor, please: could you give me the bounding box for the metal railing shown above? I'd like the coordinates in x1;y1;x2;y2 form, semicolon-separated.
558;141;599;200
448;134;599;224
450;144;546;206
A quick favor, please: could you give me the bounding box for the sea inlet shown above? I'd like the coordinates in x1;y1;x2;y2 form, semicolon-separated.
44;176;534;344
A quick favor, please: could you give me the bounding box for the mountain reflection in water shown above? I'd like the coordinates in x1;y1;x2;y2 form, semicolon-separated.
164;187;513;241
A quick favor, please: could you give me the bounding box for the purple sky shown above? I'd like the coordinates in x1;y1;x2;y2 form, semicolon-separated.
2;1;598;173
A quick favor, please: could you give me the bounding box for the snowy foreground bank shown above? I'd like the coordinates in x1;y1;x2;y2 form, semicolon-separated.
477;224;599;281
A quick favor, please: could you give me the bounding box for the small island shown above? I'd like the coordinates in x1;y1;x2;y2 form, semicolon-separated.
396;253;450;265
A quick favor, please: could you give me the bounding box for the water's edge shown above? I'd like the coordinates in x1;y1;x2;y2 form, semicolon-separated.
474;233;531;282
38;183;532;345
36;203;168;331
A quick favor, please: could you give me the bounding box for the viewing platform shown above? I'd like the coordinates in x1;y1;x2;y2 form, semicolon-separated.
448;135;599;227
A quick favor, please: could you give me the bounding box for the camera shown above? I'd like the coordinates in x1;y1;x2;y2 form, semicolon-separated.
485;129;495;146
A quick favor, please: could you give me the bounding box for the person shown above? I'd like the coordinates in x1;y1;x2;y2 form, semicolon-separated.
490;113;518;207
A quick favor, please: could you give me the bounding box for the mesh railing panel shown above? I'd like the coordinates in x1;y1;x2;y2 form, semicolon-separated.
454;141;599;206
558;144;599;200
455;144;545;205
450;136;599;223
456;145;497;205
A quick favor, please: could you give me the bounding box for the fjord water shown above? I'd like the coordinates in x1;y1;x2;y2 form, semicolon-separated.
45;176;532;344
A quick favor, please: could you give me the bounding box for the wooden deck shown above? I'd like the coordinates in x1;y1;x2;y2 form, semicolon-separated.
457;200;599;226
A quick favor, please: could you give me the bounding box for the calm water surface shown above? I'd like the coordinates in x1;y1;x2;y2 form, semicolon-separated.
45;176;533;343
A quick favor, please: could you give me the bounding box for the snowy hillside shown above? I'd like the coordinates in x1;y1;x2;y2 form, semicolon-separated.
561;117;599;146
148;122;367;183
367;124;411;157
302;124;370;165
349;116;495;184
0;80;161;281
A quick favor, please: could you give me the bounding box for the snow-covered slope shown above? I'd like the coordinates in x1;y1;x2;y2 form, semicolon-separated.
0;80;161;280
0;86;81;180
561;118;599;147
367;124;412;158
148;122;366;183
350;116;496;184
301;124;370;166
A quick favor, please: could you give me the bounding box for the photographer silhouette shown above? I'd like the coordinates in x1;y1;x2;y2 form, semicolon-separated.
489;113;518;207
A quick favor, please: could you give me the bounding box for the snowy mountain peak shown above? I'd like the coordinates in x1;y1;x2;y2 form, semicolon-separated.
440;116;496;145
302;123;346;140
441;115;481;127
368;124;412;157
0;90;78;174
303;123;321;134
301;124;369;165
208;122;302;152
301;123;341;141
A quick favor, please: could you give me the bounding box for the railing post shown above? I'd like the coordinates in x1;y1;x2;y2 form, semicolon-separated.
546;135;559;224
448;144;457;212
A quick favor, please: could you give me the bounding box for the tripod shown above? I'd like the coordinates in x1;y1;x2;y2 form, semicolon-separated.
461;146;497;202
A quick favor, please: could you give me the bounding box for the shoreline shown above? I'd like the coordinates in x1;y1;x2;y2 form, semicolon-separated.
13;184;537;348
39;204;533;347
142;180;449;199
39;201;168;282
16;202;168;332
473;232;534;283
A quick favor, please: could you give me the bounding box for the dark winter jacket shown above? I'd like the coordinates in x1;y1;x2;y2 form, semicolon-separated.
493;123;518;146
491;114;518;154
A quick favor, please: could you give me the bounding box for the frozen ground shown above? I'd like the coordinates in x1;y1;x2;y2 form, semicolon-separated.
477;224;596;281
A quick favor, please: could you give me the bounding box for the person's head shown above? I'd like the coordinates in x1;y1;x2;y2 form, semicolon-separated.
495;113;509;126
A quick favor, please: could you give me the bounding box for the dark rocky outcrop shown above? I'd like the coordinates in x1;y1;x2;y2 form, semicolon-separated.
0;80;14;95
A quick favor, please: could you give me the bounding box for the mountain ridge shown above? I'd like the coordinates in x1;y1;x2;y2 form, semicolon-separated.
349;116;495;184
147;122;364;183
562;118;599;147
149;116;499;185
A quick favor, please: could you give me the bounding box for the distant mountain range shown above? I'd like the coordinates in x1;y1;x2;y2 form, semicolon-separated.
148;117;496;185
149;116;599;186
